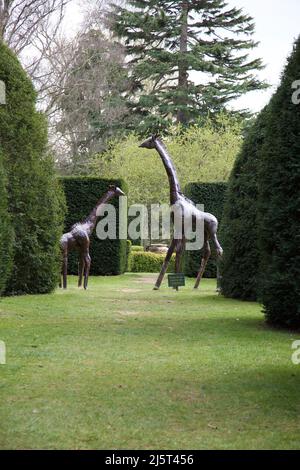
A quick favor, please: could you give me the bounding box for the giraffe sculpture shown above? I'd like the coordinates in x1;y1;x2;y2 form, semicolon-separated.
139;136;223;290
60;185;125;290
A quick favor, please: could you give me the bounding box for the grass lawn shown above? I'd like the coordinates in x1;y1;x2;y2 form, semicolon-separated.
0;273;300;450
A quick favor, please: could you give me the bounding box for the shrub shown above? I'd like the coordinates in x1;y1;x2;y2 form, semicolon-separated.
0;43;65;295
220;109;268;300
131;246;144;252
129;251;175;273
258;37;300;328
184;182;227;278
60;177;128;275
89;115;242;207
0;148;13;295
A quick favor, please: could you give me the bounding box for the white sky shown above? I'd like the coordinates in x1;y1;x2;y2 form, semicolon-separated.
65;0;300;113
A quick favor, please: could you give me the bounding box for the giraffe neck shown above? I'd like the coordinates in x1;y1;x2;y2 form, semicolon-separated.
154;139;181;205
84;190;115;235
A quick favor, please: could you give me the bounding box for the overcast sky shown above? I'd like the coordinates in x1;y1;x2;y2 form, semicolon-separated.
65;0;300;113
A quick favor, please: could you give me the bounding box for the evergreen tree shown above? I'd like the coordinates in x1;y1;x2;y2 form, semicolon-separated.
220;108;268;300
0;148;13;295
0;42;65;295
258;37;300;328
111;0;266;132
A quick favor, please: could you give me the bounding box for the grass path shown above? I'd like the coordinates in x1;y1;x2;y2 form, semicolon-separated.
0;274;300;449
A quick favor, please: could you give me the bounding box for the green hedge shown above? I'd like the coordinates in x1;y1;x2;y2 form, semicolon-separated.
258;37;300;328
129;251;175;273
60;177;128;276
131;245;144;252
184;183;227;278
0;43;65;295
0;149;13;295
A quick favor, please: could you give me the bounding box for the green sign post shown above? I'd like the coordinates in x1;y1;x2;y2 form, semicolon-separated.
168;273;185;291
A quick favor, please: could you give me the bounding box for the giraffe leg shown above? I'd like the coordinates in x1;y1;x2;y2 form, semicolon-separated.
175;240;184;273
194;240;211;290
78;254;84;288
154;238;177;290
175;238;185;291
83;252;91;290
211;233;223;258
63;253;68;289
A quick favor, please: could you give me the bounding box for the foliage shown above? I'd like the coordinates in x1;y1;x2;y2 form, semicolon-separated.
111;0;266;132
0;42;65;295
0;148;13;295
52;28;131;174
258;37;300;328
131;245;145;252
60;177;128;276
90;116;242;207
184;182;227;278
220;109;268;300
129;251;175;273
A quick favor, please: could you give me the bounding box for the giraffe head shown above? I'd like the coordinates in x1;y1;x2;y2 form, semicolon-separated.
108;185;125;197
139;135;159;149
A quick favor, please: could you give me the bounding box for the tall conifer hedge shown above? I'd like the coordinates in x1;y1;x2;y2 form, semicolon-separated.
0;42;65;295
258;38;300;327
220;37;300;328
0;148;13;295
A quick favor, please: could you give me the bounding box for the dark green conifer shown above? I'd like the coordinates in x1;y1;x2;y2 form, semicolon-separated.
112;0;266;131
258;37;300;327
0;42;65;294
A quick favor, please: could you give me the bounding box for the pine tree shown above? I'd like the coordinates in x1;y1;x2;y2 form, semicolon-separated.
111;0;266;132
258;37;300;328
0;42;65;295
220;108;268;300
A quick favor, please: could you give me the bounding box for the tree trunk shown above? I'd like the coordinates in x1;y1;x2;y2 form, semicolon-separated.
177;1;188;125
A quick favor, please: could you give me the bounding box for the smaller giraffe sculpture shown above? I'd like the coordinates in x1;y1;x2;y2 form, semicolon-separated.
60;185;125;290
139;135;223;290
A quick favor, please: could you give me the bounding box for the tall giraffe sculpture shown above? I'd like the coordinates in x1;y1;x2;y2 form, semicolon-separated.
60;185;125;290
139;136;223;290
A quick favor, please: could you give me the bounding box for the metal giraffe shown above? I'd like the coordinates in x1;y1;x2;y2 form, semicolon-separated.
139;136;223;290
60;185;125;290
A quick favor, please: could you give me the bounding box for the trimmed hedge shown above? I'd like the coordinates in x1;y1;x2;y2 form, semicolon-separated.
184;183;227;278
258;37;300;328
131;245;144;252
60;177;128;275
0;42;65;295
0;149;13;295
129;251;175;273
220;110;268;301
219;37;300;328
